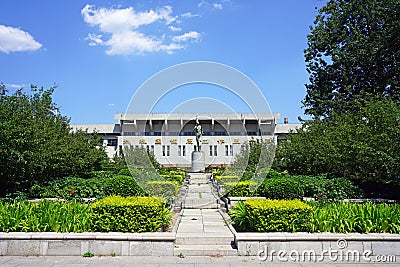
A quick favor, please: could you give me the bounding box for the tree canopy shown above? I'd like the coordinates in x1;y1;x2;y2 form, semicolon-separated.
276;96;400;187
0;84;107;196
304;0;400;117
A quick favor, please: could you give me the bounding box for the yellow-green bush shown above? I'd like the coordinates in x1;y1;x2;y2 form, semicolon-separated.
160;174;184;184
91;196;168;232
215;175;240;185
144;181;179;200
244;199;312;232
223;181;257;197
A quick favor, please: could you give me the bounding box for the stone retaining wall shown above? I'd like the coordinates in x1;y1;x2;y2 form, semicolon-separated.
0;232;175;256
235;232;400;262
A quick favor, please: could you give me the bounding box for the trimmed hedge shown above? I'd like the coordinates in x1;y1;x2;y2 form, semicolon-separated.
104;175;144;197
244;199;313;232
160;174;184;184
223;181;257;197
214;175;240;185
257;178;303;200
91;196;168;232
144;181;179;200
223;173;363;200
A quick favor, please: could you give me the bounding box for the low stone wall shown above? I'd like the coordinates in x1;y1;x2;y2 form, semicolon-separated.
235;232;400;262
0;232;175;256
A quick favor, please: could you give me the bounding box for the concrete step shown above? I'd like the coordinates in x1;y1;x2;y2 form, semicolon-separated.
174;244;238;256
175;235;233;245
184;204;219;209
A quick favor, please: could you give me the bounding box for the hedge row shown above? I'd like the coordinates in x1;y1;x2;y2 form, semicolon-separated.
229;199;312;232
91;196;170;232
0;196;171;233
221;175;363;200
25;171;183;200
229;199;400;234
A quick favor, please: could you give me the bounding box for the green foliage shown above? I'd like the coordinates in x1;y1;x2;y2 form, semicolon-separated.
0;200;92;232
309;202;400;233
276;97;400;194
244;199;313;232
104;175;145;197
257;178;303;200
83;252;94;257
304;0;400;117
228;201;248;231
117;168;131;176
91;196;169;232
214;175;240;185
160;174;184;184
0;84;107;196
27;177;107;200
223;181;257;197
144;181;179;201
229;140;275;182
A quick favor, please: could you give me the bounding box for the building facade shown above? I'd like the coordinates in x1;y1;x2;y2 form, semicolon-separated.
72;113;300;168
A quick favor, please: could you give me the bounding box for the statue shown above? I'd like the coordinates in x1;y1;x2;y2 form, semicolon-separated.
193;118;203;151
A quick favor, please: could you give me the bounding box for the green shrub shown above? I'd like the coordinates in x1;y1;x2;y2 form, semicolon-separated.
257;178;303;200
244;199;312;232
91;196;168;232
215;175;240;185
0;200;92;232
223;181;257;197
144;181;179;200
118;168;132;176
309;202;400;233
90;171;116;179
228;201;248;231
28;177;108;199
104;175;144;197
160;174;184;184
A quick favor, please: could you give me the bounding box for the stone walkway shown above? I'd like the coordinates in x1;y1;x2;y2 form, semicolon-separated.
174;173;237;256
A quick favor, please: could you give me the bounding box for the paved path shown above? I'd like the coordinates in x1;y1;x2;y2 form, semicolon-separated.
0;256;396;266
174;173;237;256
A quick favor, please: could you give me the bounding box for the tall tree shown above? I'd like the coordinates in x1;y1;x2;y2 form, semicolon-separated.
304;0;400;117
0;84;107;196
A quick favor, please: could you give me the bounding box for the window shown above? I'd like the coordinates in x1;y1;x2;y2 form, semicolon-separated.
214;145;218;156
107;139;117;146
162;145;166;156
225;145;229;156
209;145;213;157
150;145;154;154
230;145;233;156
166;145;170;156
178;145;181;156
182;145;186;156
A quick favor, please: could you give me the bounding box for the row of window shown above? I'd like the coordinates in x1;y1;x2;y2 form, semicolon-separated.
144;145;234;157
121;131;273;137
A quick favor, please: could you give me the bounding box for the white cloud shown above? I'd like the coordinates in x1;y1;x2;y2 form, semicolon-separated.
169;26;182;32
181;12;199;18
198;1;224;10
213;3;223;10
172;31;200;42
86;33;103;46
81;4;198;56
0;25;42;54
5;83;26;89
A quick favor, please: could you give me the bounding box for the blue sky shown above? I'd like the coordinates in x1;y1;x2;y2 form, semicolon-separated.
0;0;327;124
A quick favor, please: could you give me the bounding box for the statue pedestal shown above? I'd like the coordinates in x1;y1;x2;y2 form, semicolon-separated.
191;151;205;172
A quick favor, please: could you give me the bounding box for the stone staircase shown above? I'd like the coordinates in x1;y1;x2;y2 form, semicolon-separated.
174;173;237;256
